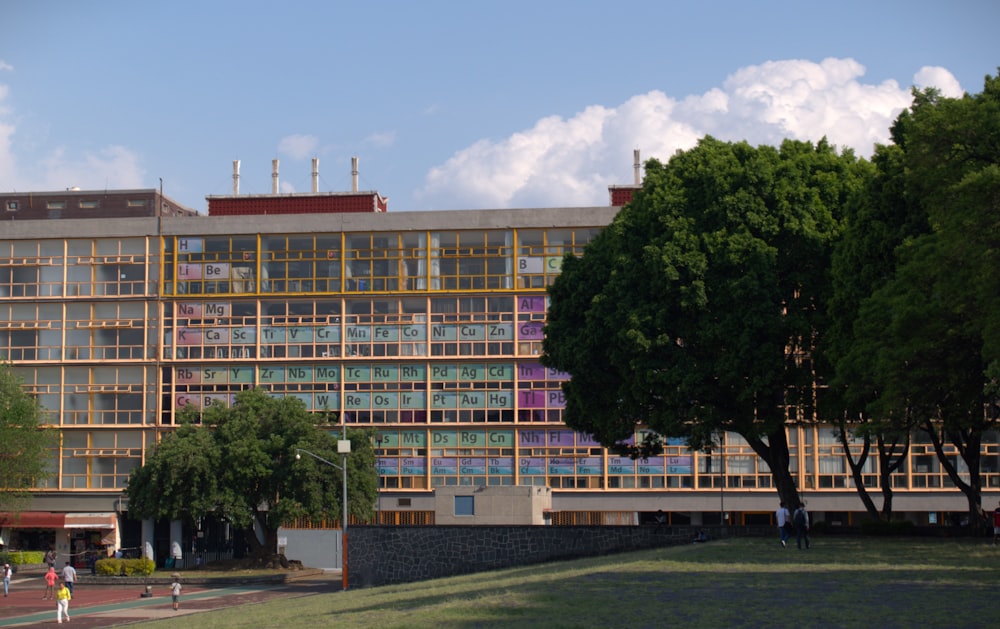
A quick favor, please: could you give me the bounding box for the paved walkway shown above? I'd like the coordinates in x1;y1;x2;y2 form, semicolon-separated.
0;571;342;628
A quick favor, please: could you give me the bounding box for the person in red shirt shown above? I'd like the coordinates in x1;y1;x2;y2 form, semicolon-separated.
43;566;58;600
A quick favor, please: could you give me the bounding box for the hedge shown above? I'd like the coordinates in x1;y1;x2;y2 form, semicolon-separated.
859;519;916;536
95;557;156;577
0;550;44;566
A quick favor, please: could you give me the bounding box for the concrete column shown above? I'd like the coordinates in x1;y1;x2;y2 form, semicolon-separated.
169;520;183;568
141;519;155;560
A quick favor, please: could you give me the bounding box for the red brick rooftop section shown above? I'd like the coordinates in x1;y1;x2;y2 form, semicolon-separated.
608;185;639;207
207;192;388;216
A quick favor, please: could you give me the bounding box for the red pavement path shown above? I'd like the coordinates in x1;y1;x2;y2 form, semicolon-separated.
0;572;341;628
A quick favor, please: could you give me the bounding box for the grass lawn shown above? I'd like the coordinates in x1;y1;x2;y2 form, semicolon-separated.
138;536;999;628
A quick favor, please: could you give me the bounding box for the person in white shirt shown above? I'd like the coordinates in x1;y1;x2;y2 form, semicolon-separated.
60;562;77;595
2;563;12;597
171;576;182;610
775;502;791;547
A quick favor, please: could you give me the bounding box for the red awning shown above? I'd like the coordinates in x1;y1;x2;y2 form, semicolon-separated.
0;512;117;530
0;512;66;528
64;513;117;530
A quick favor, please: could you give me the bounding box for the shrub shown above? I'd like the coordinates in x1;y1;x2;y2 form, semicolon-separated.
95;557;155;577
129;557;156;576
0;550;44;566
860;519;916;536
95;558;122;576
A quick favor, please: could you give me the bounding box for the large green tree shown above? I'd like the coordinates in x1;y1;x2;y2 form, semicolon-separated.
544;137;867;511
0;361;55;512
837;74;1000;527
125;388;377;555
820;142;924;521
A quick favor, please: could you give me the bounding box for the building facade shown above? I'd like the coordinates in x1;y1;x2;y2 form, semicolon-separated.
1;187;998;560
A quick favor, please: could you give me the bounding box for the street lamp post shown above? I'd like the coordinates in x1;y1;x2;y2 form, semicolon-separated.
296;440;351;590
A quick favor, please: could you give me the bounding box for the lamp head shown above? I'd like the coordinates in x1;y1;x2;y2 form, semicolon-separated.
295;452;301;460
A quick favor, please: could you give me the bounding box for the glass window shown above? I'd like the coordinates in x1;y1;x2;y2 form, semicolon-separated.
454;495;474;516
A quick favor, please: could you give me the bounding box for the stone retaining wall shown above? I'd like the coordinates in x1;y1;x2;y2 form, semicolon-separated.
348;525;697;589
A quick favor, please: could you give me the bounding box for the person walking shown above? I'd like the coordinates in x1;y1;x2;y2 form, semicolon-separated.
776;502;791;547
793;503;810;550
43;565;58;599
2;563;11;597
171;574;182;611
44;549;56;569
993;500;1000;545
55;579;72;623
60;561;77;596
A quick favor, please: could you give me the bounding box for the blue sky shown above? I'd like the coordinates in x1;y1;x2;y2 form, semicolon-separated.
1;0;997;214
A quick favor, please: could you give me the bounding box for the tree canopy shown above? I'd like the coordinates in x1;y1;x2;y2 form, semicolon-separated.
125;388;377;555
824;72;1000;525
819;141;922;521
543;136;868;510
0;361;56;512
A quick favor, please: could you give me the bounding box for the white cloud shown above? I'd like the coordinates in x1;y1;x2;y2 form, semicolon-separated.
38;145;145;190
0;120;15;187
420;105;619;209
708;58;913;154
364;131;396;148
0;59;146;193
0;61;16;186
0;55;971;207
913;66;964;97
417;58;964;210
277;134;319;160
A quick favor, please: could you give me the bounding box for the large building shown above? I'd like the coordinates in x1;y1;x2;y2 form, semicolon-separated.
1;177;997;563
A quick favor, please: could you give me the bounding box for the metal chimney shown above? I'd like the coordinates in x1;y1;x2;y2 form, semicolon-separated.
311;158;320;193
232;160;240;195
351;156;359;192
633;149;641;185
272;159;280;194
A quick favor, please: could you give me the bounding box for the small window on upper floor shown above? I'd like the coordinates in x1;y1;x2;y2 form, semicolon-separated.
80;200;100;209
127;199;147;208
47;201;66;210
5;200;17;211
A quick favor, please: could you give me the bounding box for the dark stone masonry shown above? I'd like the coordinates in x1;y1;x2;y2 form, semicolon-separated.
348;525;695;588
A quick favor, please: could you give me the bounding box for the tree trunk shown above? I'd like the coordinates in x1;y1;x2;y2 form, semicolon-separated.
242;512;280;557
244;526;265;556
923;420;987;533
746;427;800;512
876;434;909;521
837;422;880;519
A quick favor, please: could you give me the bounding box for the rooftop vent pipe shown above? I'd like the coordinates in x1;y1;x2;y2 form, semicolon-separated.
232;160;240;195
272;159;280;194
351;156;359;192
312;158;319;193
